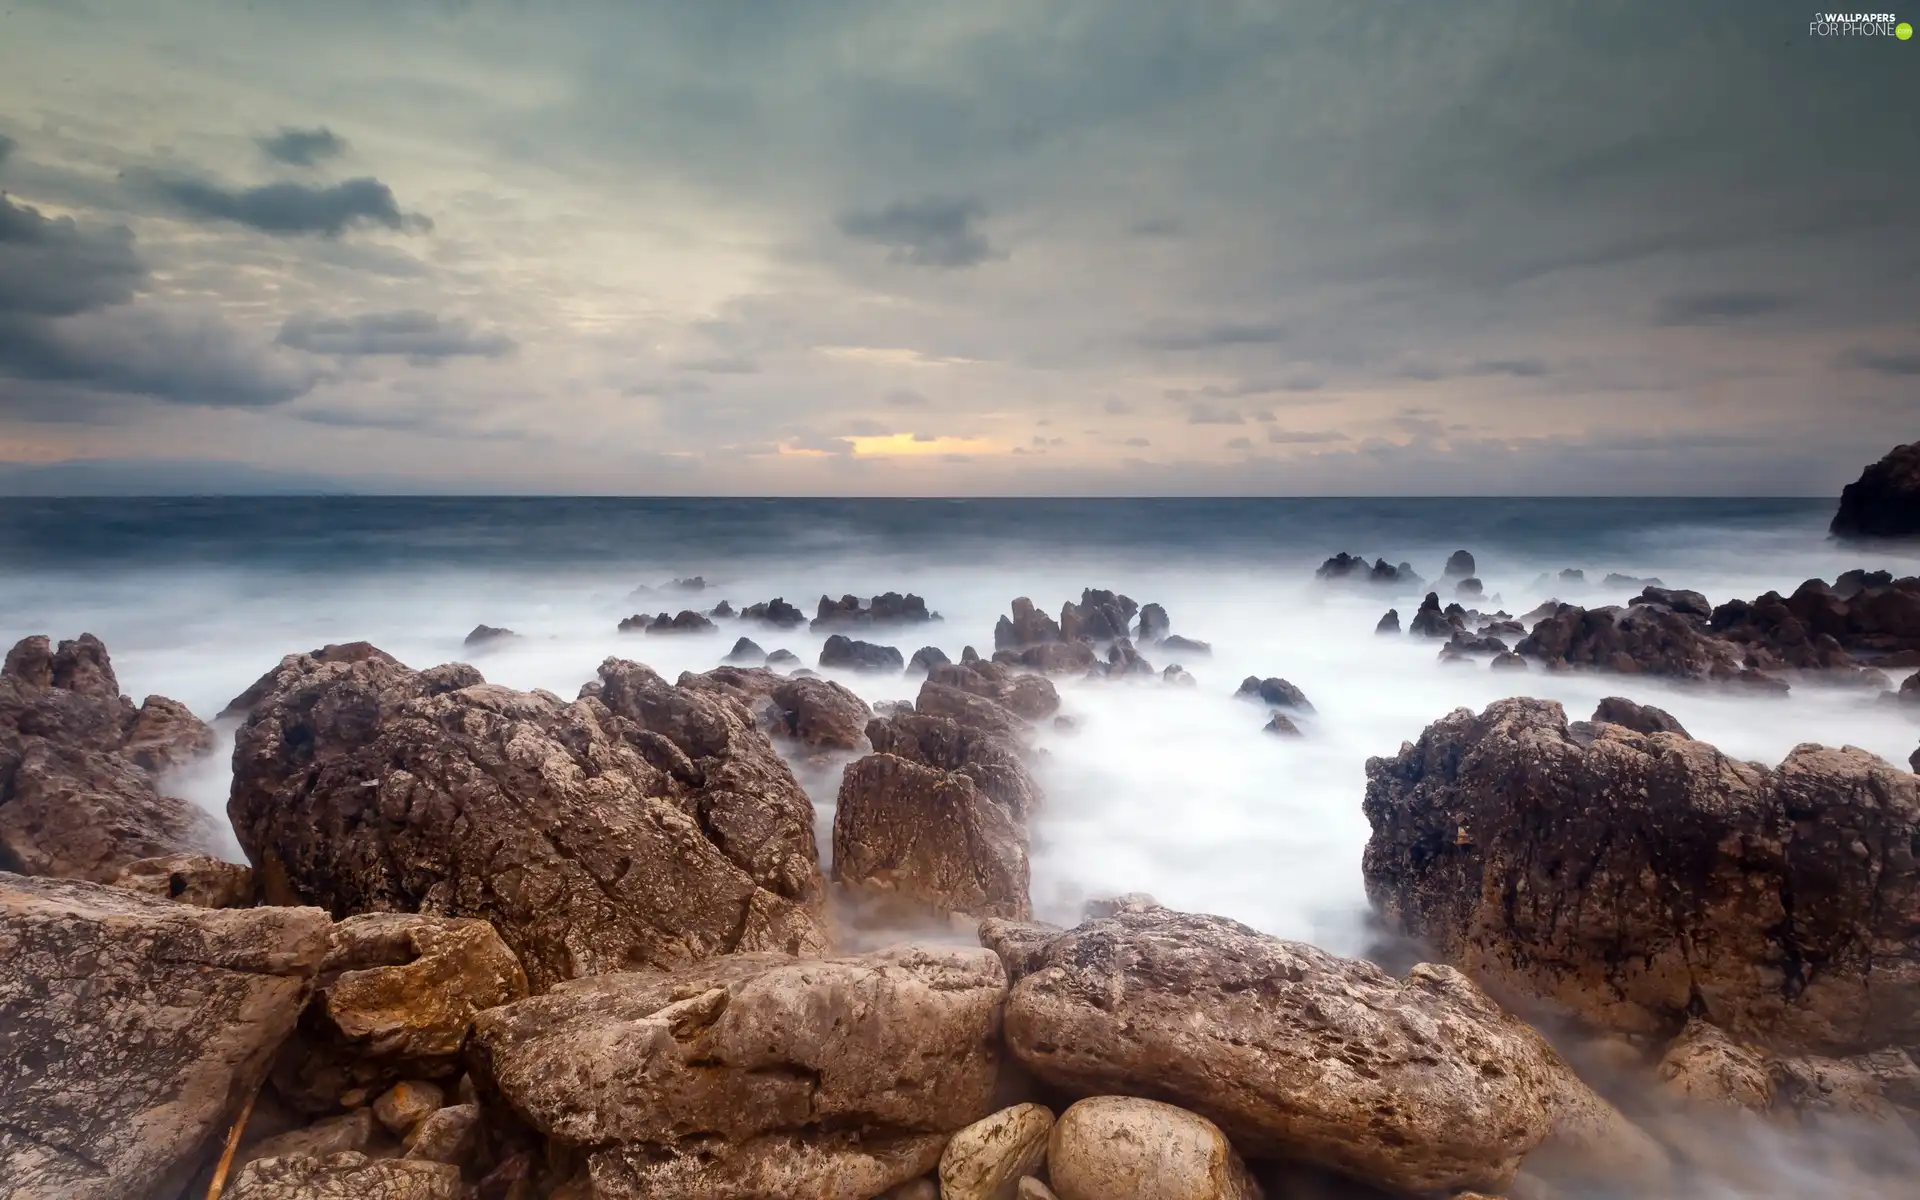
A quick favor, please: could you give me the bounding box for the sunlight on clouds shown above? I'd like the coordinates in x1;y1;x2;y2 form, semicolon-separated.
847;433;999;457
815;346;985;368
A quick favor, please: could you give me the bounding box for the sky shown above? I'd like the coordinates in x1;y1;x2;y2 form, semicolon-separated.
0;0;1915;496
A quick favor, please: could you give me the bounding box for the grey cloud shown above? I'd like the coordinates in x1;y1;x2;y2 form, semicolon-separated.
0;134;13;166
1225;436;1253;450
258;127;347;167
1835;347;1920;376
276;311;515;362
128;170;430;237
0;308;317;409
786;433;854;455
1103;398;1135;414
884;388;930;407
1268;428;1350;444
1186;403;1245;425
1469;358;1551;377
0;196;145;317
1140;321;1286;351
1654;291;1794;326
1125;437;1150;447
1130;217;1182;237
623;377;711;397
838;197;995;268
674;353;760;374
842;417;891;436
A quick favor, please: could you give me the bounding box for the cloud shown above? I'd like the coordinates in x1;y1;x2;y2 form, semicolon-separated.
1140;321;1286;351
1834;347;1920;376
1268;428;1350;444
884;388;930;407
1186;403;1245;425
1225;436;1253;450
276;311;515;362
838;197;995;268
1103;398;1135;415
258;127;347;167
1124;437;1150;447
1129;217;1183;238
673;353;760;374
0;196;146;318
1654;291;1794;326
0;308;318;409
128;170;430;237
1468;358;1551;377
0;134;13;166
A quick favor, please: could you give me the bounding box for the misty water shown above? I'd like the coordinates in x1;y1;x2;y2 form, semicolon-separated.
6;495;1920;1196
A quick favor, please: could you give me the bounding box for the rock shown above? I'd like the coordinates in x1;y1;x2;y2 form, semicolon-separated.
1047;1097;1259;1200
1017;1179;1060;1200
1561;568;1587;583
227;1152;471;1200
121;694;218;772
1516;602;1761;683
766;648;800;666
1091;638;1155;679
629;610;717;635
1157;634;1211;656
938;1103;1055;1200
1456;577;1485;600
1912;742;1920;773
1445;632;1511;656
880;1179;939;1200
820;634;906;673
1060;589;1136;643
833;754;1030;920
1362;697;1920;1054
272;912;528;1112
1162;665;1196;686
867;712;1040;823
708;600;736;619
1234;676;1314;713
0;872;331;1200
1657;1020;1773;1113
469;945;1008;1200
1590;696;1690;738
813;592;937;629
1900;670;1920;705
1630;587;1713;619
999;906;1660;1197
740;597;808;628
670;576;708;592
1831;441;1920;539
1136;603;1171;643
404;1103;480;1167
1376;609;1401;635
112;854;255;908
977;918;1065;985
995;641;1100;674
1082;892;1160;920
238;1107;376;1171
228;651;827;991
1490;653;1527;672
1261;715;1302;737
463;625;515;647
374;1080;445;1137
723;636;766;664
995;598;1063;649
1408;592;1456;638
908;646;951;675
685;668;875;751
1445;550;1477;578
1603;573;1662;590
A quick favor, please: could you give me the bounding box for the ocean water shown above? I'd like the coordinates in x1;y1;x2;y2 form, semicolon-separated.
4;495;1917;955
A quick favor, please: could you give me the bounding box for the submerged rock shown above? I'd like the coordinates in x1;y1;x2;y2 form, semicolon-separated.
1157;634;1212;656
1135;602;1171;643
1444;549;1477;579
1831;440;1920;540
462;624;514;647
820;634;906;673
1407;592;1457;638
722;636;766;664
1234;676;1314;713
908;645;952;675
813;592;937;629
1376;609;1401;635
740;597;808;628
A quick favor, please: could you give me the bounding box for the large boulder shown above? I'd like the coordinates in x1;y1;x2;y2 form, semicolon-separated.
820;634;906;673
833;754;1031;920
469;945;1008;1200
1831;440;1920;540
994;598;1062;649
867;712;1039;823
0;634;217;881
992;641;1099;675
1517;601;1781;685
680;666;873;751
1363;698;1920;1054
1059;589;1136;643
1046;1097;1257;1200
228;651;828;991
1588;695;1690;738
927;662;1061;721
995;905;1657;1196
0;872;331;1200
740;597;808;628
916;682;1029;739
1711;575;1920;664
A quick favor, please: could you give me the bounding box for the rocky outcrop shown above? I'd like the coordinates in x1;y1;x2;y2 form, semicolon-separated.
916;682;1028;739
1156;634;1210;656
621;610;717;635
462;625;514;648
0;633;218;881
1316;554;1420;588
907;646;951;675
1516;600;1772;685
679;667;874;751
1059;589;1136;643
993;641;1098;675
833;754;1030;920
995;905;1659;1196
1589;696;1690;738
1135;603;1171;643
469;945;1008;1200
1630;586;1712;620
926;661;1060;721
1712;574;1920;664
994;598;1062;649
723;636;766;664
740;597;808;628
1831;441;1920;540
1445;549;1477;579
867;712;1039;823
1234;676;1314;713
1375;609;1400;635
113;853;255;908
1407;592;1458;638
228;650;828;991
820;634;906;673
813;592;937;630
0;872;332;1200
1046;1097;1257;1200
1362;698;1920;1055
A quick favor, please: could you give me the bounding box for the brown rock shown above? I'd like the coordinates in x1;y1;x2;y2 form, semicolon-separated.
680;666;874;750
1656;1020;1773;1113
999;906;1659;1196
374;1080;446;1136
1516;602;1755;681
227;1152;472;1200
993;642;1100;675
113;854;255;908
1046;1096;1259;1200
227;651;828;991
237;1107;376;1173
404;1103;480;1167
833;754;1030;920
221;641;399;718
927;661;1060;720
469;945;1008;1200
995;598;1062;648
917;680;1028;738
1017;1178;1060;1200
939;1103;1055;1200
0;872;331;1200
1589;696;1689;738
121;694;217;772
866;711;1040;823
1363;697;1920;1055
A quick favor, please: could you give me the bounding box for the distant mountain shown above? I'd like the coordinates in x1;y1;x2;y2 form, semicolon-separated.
0;458;363;496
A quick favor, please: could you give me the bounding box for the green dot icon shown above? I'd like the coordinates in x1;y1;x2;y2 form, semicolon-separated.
1900;21;1914;39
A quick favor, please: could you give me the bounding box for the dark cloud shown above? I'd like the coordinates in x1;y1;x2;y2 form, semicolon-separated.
1140;321;1286;351
1835;347;1920;376
1187;403;1245;425
1654;291;1794;326
884;388;930;407
277;311;514;363
1268;428;1350;444
0;196;145;317
0;308;317;409
128;170;430;237
258;126;347;167
1469;358;1551;377
838;197;995;268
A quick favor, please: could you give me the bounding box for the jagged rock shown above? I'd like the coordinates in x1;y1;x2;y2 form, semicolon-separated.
1162;665;1196;687
228;651;827;991
1363;697;1920;1054
908;646;951;675
1136;603;1171;643
271;912;529;1113
462;625;514;647
227;1152;471;1200
820;634;905;673
684;667;874;751
113;854;255;908
994;641;1099;674
833;754;1030;920
1603;573;1663;590
740;597;808;628
1445;550;1477;579
925;662;1060;721
938;1103;1054;1200
999;906;1661;1196
994;598;1062;649
916;682;1027;739
1261;714;1302;737
374;1080;445;1137
1408;592;1457;638
813;592;937;629
625;610;717;635
669;576;707;592
469;945;1008;1200
1235;676;1314;713
1630;587;1712;620
1489;652;1527;672
1046;1097;1258;1200
1376;609;1401;635
708;600;736;619
1445;632;1510;656
1590;696;1690;738
766;648;801;666
0;873;331;1200
1317;554;1419;588
1090;638;1154;679
1517;601;1771;684
1831;440;1920;539
1561;569;1587;583
1157;634;1211;656
1657;1020;1773;1113
1480;619;1525;637
1060;590;1136;643
1456;577;1486;600
867;712;1039;823
122;694;218;772
403;1103;479;1167
723;636;766;664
